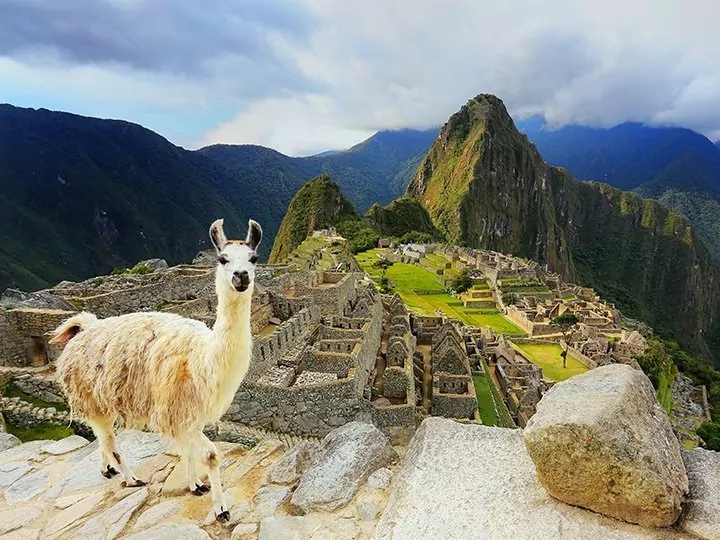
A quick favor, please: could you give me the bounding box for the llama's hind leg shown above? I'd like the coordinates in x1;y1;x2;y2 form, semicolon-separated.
87;416;145;487
176;434;209;496
194;431;229;522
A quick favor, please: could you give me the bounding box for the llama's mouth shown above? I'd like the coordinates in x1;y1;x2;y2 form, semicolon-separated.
234;283;249;292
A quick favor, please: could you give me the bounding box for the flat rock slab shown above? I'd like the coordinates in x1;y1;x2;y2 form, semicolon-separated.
78;487;149;539
292;421;397;513
373;417;692;540
0;460;31;489
41;435;89;455
260;515;361;540
53;431;168;495
124;522;210;540
0;503;43;535
524;364;688;528
679;448;720;539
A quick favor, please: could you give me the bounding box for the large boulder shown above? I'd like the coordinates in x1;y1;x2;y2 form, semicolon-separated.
373;417;690;540
0;288;76;311
679;448;720;539
291;421;397;512
523;364;688;528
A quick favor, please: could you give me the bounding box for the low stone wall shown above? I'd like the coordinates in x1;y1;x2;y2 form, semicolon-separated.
371;402;415;429
12;373;66;404
431;392;477;420
0;396;93;439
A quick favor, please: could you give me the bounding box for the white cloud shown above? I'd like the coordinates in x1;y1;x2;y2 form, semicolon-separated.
2;0;720;149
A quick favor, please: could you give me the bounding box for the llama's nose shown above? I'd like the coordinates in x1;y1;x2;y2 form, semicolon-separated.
233;270;249;283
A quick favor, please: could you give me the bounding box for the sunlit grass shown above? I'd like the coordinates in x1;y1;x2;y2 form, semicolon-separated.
510;342;589;382
472;374;499;426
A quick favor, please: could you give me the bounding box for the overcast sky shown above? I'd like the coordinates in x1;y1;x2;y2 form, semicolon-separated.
1;0;718;155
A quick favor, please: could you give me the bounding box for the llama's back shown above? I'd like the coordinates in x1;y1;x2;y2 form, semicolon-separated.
56;312;211;432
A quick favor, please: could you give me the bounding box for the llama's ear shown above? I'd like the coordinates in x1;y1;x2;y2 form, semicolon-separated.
209;219;228;253
246;219;262;251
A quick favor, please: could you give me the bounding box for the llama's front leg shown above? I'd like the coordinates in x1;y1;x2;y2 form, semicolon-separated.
195;432;229;523
88;416;145;487
177;435;209;495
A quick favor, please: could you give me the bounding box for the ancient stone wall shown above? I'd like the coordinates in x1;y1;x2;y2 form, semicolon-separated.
431;392;477;420
0;309;75;367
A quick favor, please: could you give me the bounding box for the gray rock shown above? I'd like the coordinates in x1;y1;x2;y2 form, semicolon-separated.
0;440;48;464
0;433;21;452
138;258;169;272
524;364;688;528
291;421;397;512
41;435;89;455
0;288;76;311
679;448;720;539
373;417;690;540
132;499;182;531
0;503;43;535
124;523;210;540
78;487;148;539
259;516;360;540
251;485;291;520
4;468;51;503
267;441;315;485
231;523;258;540
0;460;31;489
43;492;106;540
367;467;392;490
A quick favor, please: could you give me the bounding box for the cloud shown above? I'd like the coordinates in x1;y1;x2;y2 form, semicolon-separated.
1;0;720;149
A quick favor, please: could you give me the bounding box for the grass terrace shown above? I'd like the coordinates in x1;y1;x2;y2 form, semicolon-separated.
356;252;524;335
509;341;589;382
472;374;499;426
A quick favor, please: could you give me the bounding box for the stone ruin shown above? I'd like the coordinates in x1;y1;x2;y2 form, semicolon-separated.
430;323;477;420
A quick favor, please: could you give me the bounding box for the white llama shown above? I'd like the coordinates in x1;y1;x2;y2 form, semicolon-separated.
49;218;262;522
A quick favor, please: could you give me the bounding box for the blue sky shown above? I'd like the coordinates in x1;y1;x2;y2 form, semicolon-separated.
1;0;719;155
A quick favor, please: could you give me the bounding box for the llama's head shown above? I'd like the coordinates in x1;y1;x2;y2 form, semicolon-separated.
209;218;262;294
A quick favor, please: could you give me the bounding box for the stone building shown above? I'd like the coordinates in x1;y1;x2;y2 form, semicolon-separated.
430;323;477;420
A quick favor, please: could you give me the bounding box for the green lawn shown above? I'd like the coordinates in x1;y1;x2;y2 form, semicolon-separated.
6;422;74;442
355;255;524;335
510;342;589;382
472;374;499;426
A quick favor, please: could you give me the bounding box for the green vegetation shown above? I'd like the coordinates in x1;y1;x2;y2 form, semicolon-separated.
6;422;74;442
365;197;440;239
479;356;516;428
697;422;720;451
111;262;152;276
356;252;523;334
450;269;473;294
510;342;589;382
636;340;678;412
472;374;499;426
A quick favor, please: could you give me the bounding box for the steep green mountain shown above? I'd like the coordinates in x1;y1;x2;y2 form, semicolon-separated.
0;104;267;291
409;94;720;365
0;104;436;291
268;175;360;263
517;118;720;260
270;177;440;263
365;197;440;239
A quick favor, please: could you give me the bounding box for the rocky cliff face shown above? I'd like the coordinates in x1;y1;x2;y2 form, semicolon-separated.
408;94;720;364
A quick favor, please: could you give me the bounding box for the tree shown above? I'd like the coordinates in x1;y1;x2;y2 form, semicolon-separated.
550;312;580;368
372;257;394;278
450;269;473;294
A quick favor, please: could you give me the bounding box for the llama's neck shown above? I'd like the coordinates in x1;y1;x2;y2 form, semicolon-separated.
211;282;253;369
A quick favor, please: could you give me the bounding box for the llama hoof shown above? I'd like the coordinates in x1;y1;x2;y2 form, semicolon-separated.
102;465;119;479
215;510;230;523
191;483;210;496
121;478;146;488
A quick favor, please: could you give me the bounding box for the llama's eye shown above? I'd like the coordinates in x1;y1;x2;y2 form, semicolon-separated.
218;254;229;265
249;255;258;264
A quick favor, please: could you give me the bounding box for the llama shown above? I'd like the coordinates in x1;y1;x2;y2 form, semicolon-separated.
49;218;262;523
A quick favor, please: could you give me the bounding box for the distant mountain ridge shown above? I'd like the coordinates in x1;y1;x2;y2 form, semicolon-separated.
0;104;435;291
517;117;720;260
409;95;720;365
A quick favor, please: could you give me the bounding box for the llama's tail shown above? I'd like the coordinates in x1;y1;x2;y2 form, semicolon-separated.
49;312;98;346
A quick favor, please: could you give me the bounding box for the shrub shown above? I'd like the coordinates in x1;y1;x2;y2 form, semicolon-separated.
450;269;472;294
698;422;720;451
